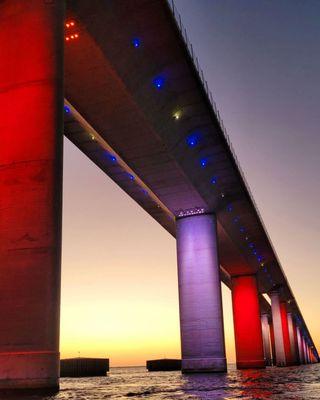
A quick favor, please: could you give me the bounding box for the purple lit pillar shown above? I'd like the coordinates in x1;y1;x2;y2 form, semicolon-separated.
270;291;286;366
287;313;298;365
176;213;227;372
261;314;272;366
296;326;304;364
302;338;308;364
305;341;310;364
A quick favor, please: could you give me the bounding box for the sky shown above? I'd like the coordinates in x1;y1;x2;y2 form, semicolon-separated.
60;0;320;366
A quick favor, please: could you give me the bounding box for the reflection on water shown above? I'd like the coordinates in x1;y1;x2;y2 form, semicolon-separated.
0;364;319;400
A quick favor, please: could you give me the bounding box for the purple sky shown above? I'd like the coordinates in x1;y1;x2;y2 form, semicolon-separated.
61;1;320;365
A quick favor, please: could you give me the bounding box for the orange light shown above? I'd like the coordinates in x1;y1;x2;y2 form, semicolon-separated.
70;35;74;39
70;21;75;26
74;34;79;38
66;23;70;28
65;37;70;41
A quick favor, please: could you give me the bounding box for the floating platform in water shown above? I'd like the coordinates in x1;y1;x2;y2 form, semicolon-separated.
146;359;181;371
60;357;109;377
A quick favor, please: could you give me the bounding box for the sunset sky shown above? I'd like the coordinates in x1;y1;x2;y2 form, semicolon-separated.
60;0;320;366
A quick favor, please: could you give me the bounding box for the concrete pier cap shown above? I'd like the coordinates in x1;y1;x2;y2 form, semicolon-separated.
176;212;227;373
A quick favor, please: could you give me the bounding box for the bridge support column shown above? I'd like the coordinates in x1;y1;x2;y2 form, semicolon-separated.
287;313;299;365
305;341;310;364
302;338;308;364
280;302;293;365
231;275;265;369
269;321;276;365
296;326;304;364
0;0;64;392
270;291;286;366
176;213;226;372
261;314;272;366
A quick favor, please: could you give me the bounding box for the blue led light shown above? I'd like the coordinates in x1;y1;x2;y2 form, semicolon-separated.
129;174;135;181
142;189;148;196
108;154;117;163
64;105;70;113
211;176;217;185
258;255;263;262
249;242;254;248
233;217;239;224
200;158;208;168
240;226;245;233
186;133;199;147
227;204;232;212
153;76;165;89
132;38;141;48
253;249;257;255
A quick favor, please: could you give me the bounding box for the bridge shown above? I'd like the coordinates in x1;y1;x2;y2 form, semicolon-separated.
0;0;318;391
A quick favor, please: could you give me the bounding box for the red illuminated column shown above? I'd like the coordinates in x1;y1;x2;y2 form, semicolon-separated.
261;314;272;366
176;213;227;372
231;274;265;369
0;1;64;391
287;313;298;365
270;291;286;366
280;302;293;365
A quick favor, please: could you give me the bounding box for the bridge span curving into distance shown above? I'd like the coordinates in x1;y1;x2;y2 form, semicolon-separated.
0;0;318;392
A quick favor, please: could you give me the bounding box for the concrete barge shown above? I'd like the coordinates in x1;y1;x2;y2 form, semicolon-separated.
60;357;109;377
146;359;181;371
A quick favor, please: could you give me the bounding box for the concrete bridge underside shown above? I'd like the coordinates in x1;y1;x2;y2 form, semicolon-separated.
0;0;318;392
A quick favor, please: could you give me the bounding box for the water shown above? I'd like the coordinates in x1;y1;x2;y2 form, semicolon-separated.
2;364;319;400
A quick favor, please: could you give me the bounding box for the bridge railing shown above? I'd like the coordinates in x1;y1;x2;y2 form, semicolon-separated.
167;0;262;217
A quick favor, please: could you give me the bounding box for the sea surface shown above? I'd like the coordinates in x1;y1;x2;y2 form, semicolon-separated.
2;364;320;400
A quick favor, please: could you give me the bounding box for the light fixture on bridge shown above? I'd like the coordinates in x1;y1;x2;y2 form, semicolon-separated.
153;76;165;89
200;158;207;168
65;21;75;28
132;38;141;48
65;20;79;42
65;33;79;42
128;174;135;181
108;154;117;163
64;105;70;113
186;133;199;147
173;110;181;120
211;176;217;185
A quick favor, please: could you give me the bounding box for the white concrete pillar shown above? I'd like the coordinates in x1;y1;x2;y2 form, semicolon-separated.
176;213;226;372
296;326;304;364
261;314;272;366
270;291;286;366
287;313;298;364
